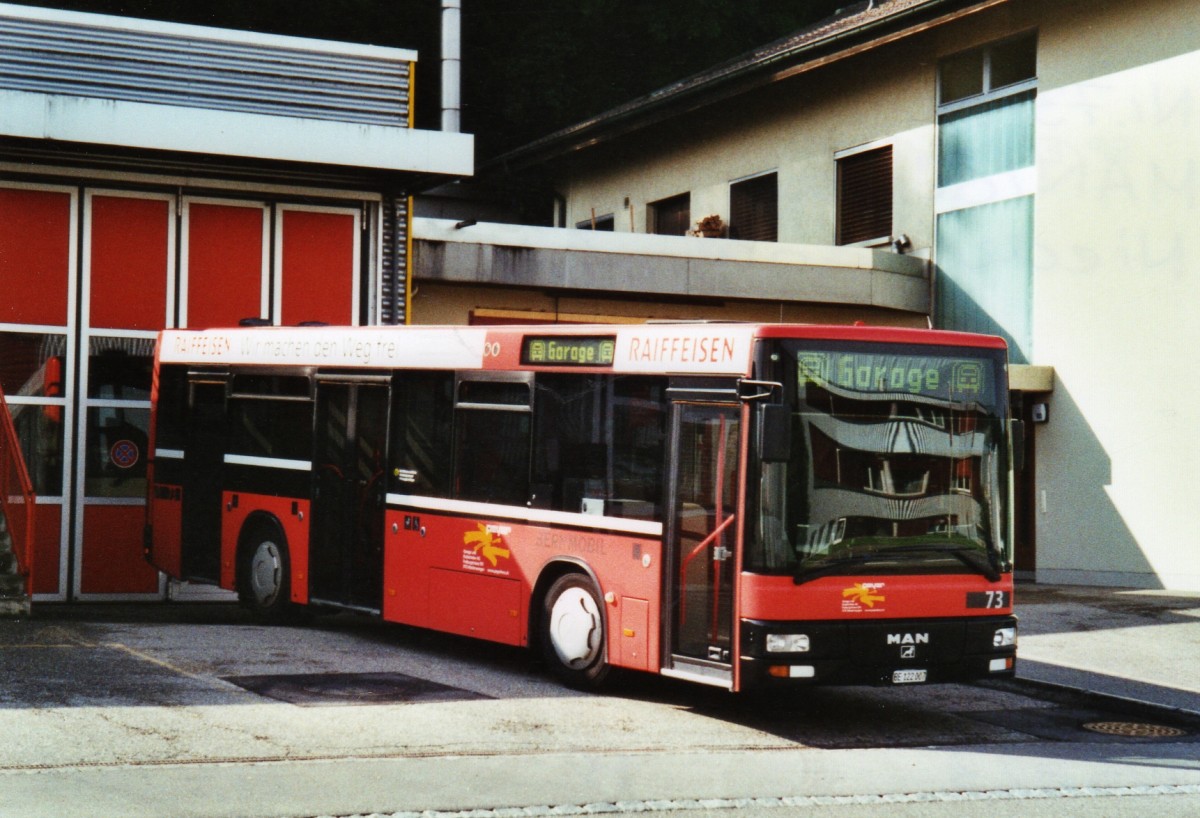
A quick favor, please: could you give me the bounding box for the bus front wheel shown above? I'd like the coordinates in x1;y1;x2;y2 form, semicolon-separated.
540;573;610;688
237;527;292;620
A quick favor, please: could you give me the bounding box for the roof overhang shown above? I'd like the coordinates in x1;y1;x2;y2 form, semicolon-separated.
490;0;1007;171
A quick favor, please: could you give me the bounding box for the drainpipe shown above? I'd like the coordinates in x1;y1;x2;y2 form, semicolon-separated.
441;0;461;133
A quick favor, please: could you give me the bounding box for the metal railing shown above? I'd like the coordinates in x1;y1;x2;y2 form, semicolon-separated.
0;383;35;597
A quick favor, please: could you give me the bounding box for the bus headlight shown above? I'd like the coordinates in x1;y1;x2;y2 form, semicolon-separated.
993;627;1016;648
766;633;810;653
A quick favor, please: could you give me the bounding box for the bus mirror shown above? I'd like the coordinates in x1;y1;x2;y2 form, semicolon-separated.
1010;418;1026;472
758;404;792;463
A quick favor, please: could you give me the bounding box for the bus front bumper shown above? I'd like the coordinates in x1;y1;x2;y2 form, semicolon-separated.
739;615;1017;688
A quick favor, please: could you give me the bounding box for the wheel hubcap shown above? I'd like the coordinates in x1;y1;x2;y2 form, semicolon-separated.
548;587;601;668
249;541;282;605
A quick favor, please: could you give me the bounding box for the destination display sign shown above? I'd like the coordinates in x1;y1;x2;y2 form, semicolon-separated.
521;336;616;367
158;327;488;370
797;350;995;403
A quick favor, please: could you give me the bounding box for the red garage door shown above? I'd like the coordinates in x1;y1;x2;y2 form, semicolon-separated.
278;206;359;326
183;200;269;328
4;184;372;603
0;184;74;598
77;191;171;597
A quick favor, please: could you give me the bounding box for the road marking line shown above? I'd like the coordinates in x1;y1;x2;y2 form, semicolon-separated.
323;785;1200;818
100;642;251;695
0;644;95;649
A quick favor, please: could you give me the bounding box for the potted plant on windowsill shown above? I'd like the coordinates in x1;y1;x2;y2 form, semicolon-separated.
692;214;726;238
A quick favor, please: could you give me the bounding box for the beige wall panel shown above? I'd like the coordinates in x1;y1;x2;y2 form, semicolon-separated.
1032;0;1200;590
560;41;938;252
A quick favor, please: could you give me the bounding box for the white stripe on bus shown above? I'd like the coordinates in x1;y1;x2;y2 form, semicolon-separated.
154;448;185;460
386;493;663;537
223;453;313;472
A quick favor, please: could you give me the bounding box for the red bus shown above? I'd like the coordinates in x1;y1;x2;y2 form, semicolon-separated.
146;322;1017;691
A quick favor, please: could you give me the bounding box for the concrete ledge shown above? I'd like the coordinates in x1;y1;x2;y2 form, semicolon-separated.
413;218;930;313
1010;365;1055;392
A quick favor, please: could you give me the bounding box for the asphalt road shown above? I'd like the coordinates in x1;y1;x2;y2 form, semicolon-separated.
1;604;1198;818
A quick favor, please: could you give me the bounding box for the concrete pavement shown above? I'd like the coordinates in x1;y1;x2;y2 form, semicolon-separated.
1013;582;1200;718
1;583;1198;818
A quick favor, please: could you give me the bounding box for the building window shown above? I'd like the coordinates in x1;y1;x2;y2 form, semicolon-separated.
935;196;1034;363
729;173;777;242
575;214;615;231
836;145;892;245
648;193;690;236
935;32;1037;363
939;34;1036;106
938;33;1037;187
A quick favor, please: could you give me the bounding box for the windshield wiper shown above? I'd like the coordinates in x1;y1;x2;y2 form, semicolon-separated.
792;543;1005;585
793;554;881;585
887;542;1003;582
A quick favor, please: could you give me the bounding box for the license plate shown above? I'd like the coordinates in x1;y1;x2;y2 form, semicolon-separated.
892;669;927;684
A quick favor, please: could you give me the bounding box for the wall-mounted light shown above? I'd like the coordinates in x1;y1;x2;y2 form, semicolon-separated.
891;233;912;254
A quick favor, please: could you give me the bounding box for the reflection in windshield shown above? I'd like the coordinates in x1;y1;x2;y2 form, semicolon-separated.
753;344;1009;579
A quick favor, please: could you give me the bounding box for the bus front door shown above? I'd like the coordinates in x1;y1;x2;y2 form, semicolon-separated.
180;380;225;583
663;401;740;688
310;381;389;612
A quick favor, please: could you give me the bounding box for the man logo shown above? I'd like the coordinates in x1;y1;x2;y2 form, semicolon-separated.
887;633;929;645
900;646;917;659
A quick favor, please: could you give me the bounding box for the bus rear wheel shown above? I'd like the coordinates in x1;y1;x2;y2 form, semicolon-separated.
540;573;610;688
237;528;293;620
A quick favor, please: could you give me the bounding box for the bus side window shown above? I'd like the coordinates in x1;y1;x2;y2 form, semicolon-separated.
610;376;667;516
453;377;532;506
533;374;596;513
391;371;454;497
226;375;313;463
532;374;666;519
455;409;531;505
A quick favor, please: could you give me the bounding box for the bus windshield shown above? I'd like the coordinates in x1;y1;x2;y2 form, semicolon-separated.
751;341;1011;582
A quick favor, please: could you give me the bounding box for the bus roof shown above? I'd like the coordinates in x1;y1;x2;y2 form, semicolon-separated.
156;323;1007;375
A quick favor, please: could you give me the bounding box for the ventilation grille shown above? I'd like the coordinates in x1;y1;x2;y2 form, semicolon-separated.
380;196;409;325
0;13;410;127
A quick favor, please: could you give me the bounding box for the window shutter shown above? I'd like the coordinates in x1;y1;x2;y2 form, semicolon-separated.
730;173;777;242
837;146;893;245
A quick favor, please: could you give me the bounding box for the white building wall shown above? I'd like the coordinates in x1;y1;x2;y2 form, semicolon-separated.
561;46;937;253
552;0;1200;590
1033;0;1200;589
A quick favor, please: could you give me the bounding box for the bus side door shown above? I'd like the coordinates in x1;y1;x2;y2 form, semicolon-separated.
662;397;740;688
310;379;390;612
180;379;226;582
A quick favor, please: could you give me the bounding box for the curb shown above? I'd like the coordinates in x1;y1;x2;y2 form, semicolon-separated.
976;676;1200;732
